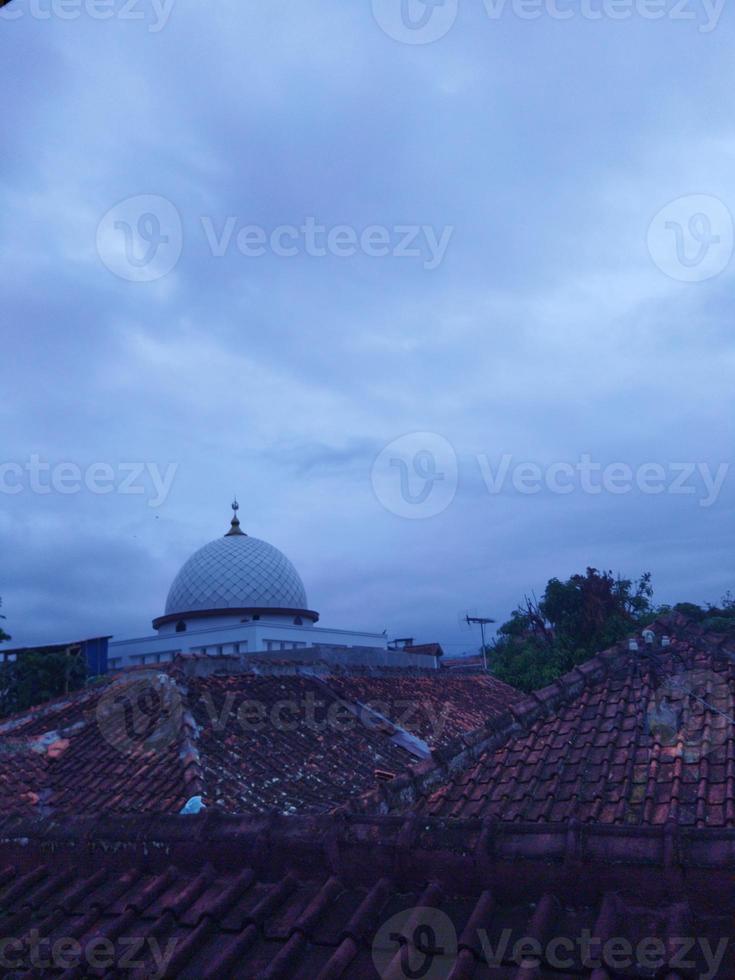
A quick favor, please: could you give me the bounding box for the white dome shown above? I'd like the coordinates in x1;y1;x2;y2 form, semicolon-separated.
160;508;312;623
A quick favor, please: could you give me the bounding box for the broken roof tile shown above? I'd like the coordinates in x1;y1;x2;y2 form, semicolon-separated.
0;663;518;818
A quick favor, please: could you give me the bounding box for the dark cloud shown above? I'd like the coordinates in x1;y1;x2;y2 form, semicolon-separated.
1;2;733;653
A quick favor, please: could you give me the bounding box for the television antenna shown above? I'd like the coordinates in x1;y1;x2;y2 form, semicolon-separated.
464;615;496;671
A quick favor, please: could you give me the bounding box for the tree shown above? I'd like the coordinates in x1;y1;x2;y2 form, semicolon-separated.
0;597;10;645
0;601;89;718
0;648;87;718
664;594;735;635
490;568;656;692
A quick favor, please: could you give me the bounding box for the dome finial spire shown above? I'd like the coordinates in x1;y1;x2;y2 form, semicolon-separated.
225;497;245;536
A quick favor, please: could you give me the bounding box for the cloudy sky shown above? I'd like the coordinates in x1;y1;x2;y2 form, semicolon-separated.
1;0;734;654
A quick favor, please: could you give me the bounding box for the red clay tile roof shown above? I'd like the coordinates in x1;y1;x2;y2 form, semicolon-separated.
0;811;731;978
326;672;521;751
355;615;735;829
186;672;415;814
0;744;47;817
0;663;517;817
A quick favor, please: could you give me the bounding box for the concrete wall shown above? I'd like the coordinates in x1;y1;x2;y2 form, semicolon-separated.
157;611;316;635
108;619;389;669
251;645;440;670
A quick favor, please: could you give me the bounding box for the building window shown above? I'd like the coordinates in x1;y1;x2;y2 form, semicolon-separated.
176;620;187;633
252;614;261;621
293;617;303;625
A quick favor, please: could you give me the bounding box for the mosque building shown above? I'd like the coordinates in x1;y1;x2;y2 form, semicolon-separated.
107;502;397;670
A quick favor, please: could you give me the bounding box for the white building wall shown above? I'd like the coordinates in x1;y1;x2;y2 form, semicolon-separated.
108;620;388;670
156;611;317;634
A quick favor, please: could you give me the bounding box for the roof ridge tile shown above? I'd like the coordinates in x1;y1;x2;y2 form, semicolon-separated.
350;613;735;819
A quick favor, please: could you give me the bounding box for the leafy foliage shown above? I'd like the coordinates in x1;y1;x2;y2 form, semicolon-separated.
0;599;88;717
490;568;656;692
667;594;735;634
0;648;87;718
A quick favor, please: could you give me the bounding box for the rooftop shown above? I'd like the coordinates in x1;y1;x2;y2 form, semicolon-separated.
354;614;735;829
1;614;733;976
0;810;731;978
0;660;520;818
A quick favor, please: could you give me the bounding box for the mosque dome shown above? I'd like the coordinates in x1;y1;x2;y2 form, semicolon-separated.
152;503;318;629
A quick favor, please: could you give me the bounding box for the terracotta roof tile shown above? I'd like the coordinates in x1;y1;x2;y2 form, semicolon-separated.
0;811;730;978
357;616;735;829
325;672;521;751
0;664;516;817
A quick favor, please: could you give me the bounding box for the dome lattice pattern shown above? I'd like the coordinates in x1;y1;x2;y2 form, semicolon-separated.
165;535;309;615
